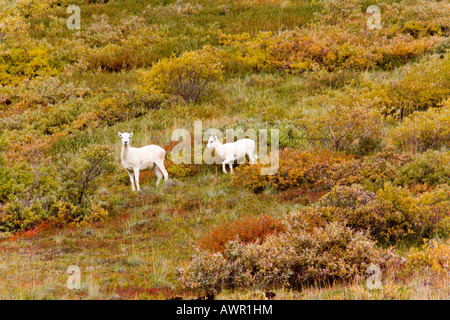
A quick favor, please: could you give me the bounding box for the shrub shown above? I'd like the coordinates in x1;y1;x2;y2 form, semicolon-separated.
57;145;116;206
83;44;134;72
318;150;413;192
199;215;286;253
0;46;58;86
395;150;450;186
139;45;223;103
375;54;450;119
0;146;115;233
299;99;384;153
231;149;349;193
0;154;13;204
404;239;450;276
316;184;377;210
73;91;162;130
179;217;385;295
218;20;440;74
389;107;450;152
314;183;450;245
0;200;46;233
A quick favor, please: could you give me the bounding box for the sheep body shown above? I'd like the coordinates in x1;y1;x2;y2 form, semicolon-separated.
119;132;168;191
206;136;258;173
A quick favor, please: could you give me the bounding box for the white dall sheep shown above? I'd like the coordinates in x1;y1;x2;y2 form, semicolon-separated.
206;136;258;174
118;132;168;191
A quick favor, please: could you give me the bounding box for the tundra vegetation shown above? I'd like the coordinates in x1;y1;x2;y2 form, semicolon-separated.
0;0;449;299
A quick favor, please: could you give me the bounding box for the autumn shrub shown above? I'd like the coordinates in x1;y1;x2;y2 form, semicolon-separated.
403;239;450;277
299;97;384;153
165;163;207;179
319;150;413;192
199;215;286;253
82;44;142;72
0;76;91;110
315;0;450;38
218;21;440;74
231;149;349;193
0;45;58;86
139;45;223;103
375;54;450;119
314;183;450;245
389;107;450;152
0;154;13;204
73;91;163;130
179;217;385;295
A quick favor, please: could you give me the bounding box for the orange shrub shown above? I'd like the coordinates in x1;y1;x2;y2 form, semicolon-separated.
199;215;286;253
231;149;349;192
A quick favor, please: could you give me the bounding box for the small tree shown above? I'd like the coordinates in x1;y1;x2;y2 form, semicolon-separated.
59;145;115;206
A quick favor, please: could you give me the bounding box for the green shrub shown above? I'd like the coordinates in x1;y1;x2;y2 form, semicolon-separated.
395;150;450;186
315;183;450;245
0;154;13;204
57;145;116;206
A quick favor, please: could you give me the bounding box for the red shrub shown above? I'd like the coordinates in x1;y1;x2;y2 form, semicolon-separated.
199;215;286;253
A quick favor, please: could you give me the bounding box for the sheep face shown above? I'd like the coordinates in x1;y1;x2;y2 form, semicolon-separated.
206;136;218;149
118;132;133;147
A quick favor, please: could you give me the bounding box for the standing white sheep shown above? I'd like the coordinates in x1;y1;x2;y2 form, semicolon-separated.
118;132;168;191
206;136;258;174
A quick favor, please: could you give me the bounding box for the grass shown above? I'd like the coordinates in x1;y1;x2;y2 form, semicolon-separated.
0;0;449;300
0;172;290;299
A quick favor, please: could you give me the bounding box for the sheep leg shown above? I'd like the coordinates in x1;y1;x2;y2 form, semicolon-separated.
223;156;235;174
153;166;163;186
249;151;258;164
127;170;136;191
156;161;169;183
133;168;140;191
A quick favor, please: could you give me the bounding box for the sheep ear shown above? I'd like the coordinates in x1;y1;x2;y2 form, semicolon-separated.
118;132;122;138
129;132;133;137
214;136;217;140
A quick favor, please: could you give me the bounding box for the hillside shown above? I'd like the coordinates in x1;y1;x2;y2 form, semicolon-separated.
0;0;449;299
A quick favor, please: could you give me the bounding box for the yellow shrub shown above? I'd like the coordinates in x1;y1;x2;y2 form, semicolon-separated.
405;240;450;276
389;106;450;151
376;53;450;119
139;45;223;103
0;46;57;86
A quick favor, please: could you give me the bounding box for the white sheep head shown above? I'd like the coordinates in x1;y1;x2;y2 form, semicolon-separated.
206;136;219;149
118;132;133;147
